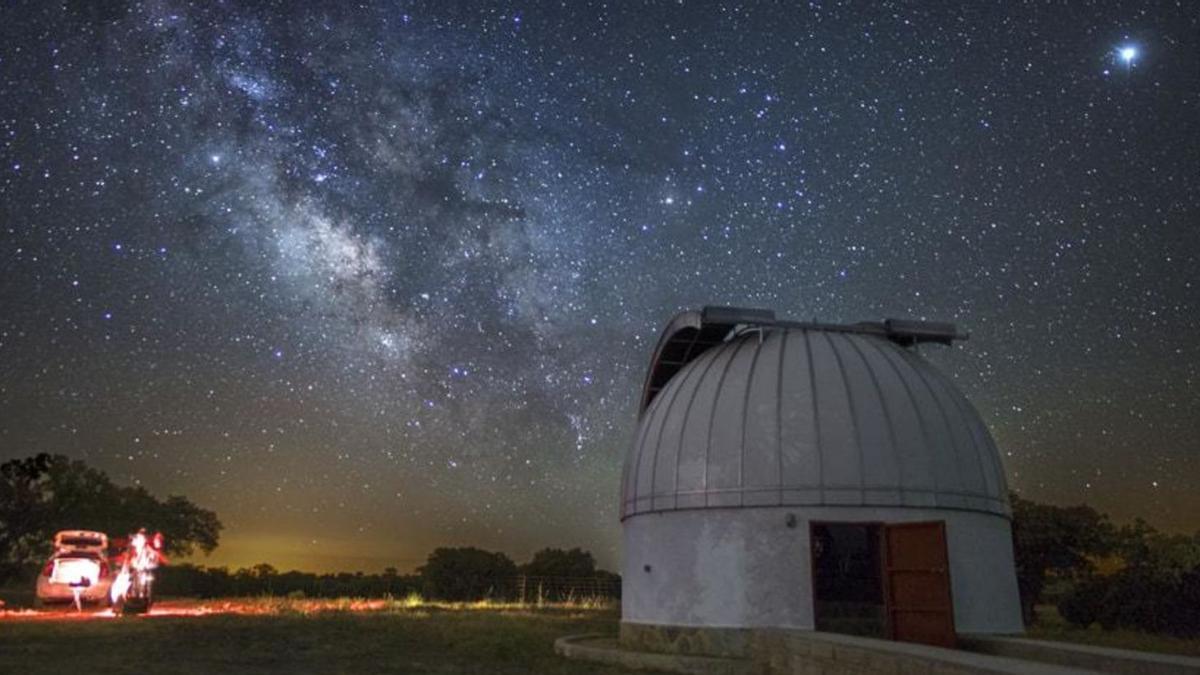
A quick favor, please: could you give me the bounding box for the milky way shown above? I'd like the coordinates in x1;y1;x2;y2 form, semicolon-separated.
2;2;1198;571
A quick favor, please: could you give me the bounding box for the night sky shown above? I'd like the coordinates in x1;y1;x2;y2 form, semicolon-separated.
2;2;1198;573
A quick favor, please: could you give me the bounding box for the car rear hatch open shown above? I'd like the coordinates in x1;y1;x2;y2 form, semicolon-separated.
53;530;108;553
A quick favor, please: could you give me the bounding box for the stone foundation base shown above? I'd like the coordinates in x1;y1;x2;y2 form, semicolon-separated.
621;621;752;658
604;622;1102;674
556;634;752;675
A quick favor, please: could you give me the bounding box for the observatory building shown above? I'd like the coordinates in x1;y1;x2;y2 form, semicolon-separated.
620;307;1022;651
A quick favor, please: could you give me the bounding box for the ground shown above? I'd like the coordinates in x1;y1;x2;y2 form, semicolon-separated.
1026;605;1200;658
0;597;630;675
3;594;1198;673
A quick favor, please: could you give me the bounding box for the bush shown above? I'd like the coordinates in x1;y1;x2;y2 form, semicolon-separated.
1058;577;1107;628
1097;568;1178;634
1060;566;1200;638
1175;569;1200;637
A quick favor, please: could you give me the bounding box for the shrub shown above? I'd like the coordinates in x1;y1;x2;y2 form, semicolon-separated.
1058;577;1107;628
1174;568;1200;637
1057;563;1200;637
1097;568;1178;634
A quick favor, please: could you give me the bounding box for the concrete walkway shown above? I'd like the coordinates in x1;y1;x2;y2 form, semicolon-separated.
558;630;1105;674
962;636;1200;675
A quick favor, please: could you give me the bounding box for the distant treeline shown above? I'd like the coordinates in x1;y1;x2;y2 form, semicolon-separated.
157;546;621;602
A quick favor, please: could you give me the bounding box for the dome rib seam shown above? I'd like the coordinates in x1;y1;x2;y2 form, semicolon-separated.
623;388;657;517
846;335;904;501
910;351;993;502
703;338;749;505
775;328;787;506
900;347;971;507
822;331;866;503
802;329;824;502
874;339;941;502
628;369;669;516
676;347;725;511
923;362;1007;502
737;331;766;506
647;340;702;513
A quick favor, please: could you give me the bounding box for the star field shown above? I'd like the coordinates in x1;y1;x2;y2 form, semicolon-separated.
2;2;1198;571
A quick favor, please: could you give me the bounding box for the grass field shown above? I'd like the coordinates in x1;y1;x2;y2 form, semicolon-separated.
5;594;1198;673
0;598;631;675
1026;605;1200;658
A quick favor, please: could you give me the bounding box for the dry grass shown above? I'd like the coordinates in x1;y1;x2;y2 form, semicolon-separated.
0;596;627;674
139;592;617;617
9;592;1195;672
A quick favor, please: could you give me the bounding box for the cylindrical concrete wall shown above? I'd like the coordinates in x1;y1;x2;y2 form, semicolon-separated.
622;506;1023;635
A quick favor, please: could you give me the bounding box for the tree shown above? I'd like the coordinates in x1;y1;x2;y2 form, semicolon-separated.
1113;519;1200;575
520;547;596;578
418;547;517;601
0;454;56;582
1009;491;1114;625
0;453;222;584
516;547;620;602
1056;518;1200;636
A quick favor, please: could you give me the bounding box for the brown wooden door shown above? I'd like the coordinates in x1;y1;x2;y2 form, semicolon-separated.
883;521;956;648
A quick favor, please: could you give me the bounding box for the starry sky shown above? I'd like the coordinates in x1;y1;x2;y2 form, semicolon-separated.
2;2;1198;573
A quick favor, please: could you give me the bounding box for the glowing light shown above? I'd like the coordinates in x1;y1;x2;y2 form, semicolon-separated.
1118;46;1137;64
110;530;165;609
2;592;615;623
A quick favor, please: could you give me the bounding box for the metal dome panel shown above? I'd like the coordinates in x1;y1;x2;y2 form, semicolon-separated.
622;313;1009;520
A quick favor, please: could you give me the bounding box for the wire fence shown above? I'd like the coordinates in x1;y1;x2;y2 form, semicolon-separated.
511;575;622;603
155;565;622;602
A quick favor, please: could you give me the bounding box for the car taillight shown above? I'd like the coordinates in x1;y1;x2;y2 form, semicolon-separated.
42;561;55;577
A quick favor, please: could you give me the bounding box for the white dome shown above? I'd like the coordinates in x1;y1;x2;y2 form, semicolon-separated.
621;308;1010;520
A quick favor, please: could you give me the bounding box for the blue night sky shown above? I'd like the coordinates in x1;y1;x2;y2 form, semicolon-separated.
2;1;1197;572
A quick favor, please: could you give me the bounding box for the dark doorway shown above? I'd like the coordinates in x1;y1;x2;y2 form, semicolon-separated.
811;520;956;648
810;522;886;637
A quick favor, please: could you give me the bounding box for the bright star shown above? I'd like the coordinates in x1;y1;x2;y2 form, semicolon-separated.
1118;46;1137;64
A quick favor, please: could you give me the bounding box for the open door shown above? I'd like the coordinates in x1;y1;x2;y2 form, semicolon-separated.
810;522;885;637
883;521;956;648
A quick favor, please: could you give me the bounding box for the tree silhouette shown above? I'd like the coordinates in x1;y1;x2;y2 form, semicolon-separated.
0;453;222;584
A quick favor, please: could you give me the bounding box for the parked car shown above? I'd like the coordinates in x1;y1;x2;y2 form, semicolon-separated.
35;530;112;606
